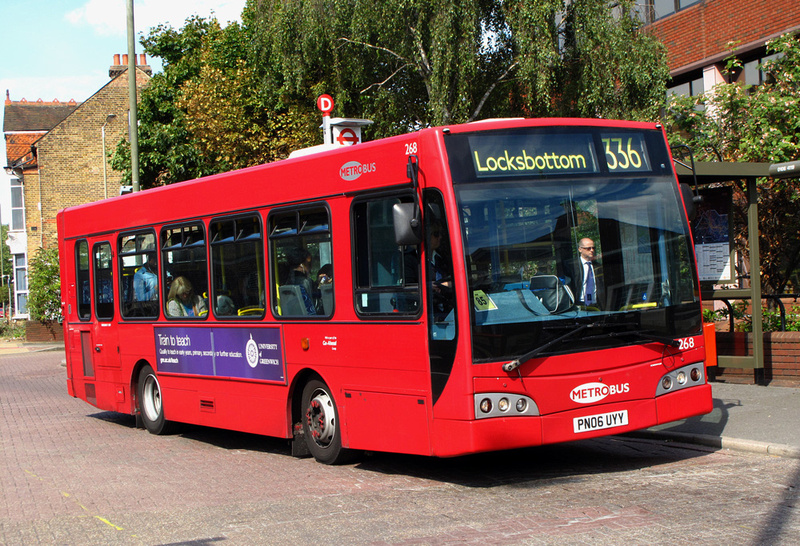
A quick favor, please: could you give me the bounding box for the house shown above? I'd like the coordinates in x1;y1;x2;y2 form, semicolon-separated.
3;54;151;318
642;0;800;95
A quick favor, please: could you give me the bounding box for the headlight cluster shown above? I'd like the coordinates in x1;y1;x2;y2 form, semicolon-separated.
475;393;539;420
656;363;705;396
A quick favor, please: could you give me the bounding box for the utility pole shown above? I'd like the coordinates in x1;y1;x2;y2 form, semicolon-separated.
127;0;140;192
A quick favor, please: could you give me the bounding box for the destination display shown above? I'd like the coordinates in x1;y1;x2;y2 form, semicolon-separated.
469;133;599;178
467;131;653;179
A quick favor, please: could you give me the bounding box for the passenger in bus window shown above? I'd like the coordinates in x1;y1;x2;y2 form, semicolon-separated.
316;263;333;315
316;263;333;288
428;222;454;319
134;250;158;301
285;247;318;315
166;276;208;317
215;293;237;316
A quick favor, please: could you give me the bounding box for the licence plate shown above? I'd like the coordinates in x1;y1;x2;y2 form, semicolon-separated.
573;410;629;434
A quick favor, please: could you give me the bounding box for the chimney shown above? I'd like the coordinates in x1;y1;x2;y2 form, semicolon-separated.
109;53;153;79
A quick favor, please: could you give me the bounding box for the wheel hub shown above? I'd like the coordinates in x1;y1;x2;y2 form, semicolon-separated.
306;390;335;446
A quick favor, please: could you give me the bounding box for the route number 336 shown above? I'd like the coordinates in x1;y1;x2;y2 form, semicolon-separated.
602;137;642;170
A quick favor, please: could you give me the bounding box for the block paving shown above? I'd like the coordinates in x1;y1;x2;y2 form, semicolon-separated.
1;351;798;544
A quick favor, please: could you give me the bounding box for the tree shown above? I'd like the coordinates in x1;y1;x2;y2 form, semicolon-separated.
115;1;669;186
247;0;668;136
664;34;800;294
27;247;62;323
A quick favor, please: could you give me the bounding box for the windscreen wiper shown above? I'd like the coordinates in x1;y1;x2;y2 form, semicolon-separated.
562;329;680;348
615;330;680;348
502;323;589;372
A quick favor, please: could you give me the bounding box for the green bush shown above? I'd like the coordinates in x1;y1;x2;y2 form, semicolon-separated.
27;247;62;323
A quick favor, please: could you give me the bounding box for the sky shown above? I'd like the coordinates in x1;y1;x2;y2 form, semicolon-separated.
0;0;247;223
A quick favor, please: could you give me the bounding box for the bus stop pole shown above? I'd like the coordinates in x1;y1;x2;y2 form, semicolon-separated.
747;176;765;380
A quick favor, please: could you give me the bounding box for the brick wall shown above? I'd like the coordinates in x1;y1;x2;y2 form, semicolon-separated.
714;331;800;386
25;320;64;342
648;0;800;75
31;68;150;258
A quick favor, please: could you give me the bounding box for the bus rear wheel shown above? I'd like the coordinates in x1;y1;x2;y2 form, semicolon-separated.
301;379;354;464
138;365;173;435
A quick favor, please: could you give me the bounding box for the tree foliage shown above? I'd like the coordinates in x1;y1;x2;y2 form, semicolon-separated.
248;0;668;135
27;247;62;323
664;34;800;294
114;1;669;187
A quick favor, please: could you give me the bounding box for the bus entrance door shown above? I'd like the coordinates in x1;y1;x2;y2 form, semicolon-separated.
87;241;123;408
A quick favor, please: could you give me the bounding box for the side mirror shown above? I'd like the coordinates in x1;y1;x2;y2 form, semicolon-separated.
393;202;422;246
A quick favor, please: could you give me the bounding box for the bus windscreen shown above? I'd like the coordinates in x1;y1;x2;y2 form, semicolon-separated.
447;127;700;362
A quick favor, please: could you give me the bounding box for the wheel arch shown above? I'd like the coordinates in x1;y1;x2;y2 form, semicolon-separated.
130;358;154;417
289;368;327;430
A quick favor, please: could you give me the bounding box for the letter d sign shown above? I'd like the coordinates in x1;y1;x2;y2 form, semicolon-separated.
317;94;334;115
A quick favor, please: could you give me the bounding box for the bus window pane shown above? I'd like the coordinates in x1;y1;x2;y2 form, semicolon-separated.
162;224;209;319
352;196;420;316
211;216;264;318
424;190;456;340
76;240;91;320
94;242;114;320
119;232;159;318
270;207;333;317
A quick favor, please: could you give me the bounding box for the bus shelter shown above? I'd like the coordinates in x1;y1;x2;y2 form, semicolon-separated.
675;161;771;380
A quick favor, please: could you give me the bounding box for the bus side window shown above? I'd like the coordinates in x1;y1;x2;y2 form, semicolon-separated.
76;240;91;320
424;190;456;335
352;194;420;317
210;215;265;318
161;223;209;319
118;231;159;319
93;242;114;321
269;206;333;318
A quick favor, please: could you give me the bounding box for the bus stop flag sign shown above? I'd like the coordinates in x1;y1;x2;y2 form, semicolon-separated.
318;94;334;145
317;94;334;115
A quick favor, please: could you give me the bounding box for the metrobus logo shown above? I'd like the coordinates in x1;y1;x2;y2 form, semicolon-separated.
340;160;376;181
570;382;630;404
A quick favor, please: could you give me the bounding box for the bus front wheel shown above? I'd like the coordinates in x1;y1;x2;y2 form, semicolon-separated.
138;365;173;435
301;379;353;464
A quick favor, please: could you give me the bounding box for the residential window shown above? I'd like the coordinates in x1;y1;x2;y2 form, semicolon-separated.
639;0;702;23
10;178;24;231
667;76;704;98
744;53;780;87
13;253;27;315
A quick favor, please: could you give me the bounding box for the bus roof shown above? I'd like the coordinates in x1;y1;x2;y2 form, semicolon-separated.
57;117;662;239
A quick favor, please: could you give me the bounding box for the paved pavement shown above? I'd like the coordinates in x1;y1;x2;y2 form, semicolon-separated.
1;341;798;459
639;381;800;459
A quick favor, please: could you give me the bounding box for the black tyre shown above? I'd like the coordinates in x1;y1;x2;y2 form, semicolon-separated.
137;365;174;435
301;379;354;464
